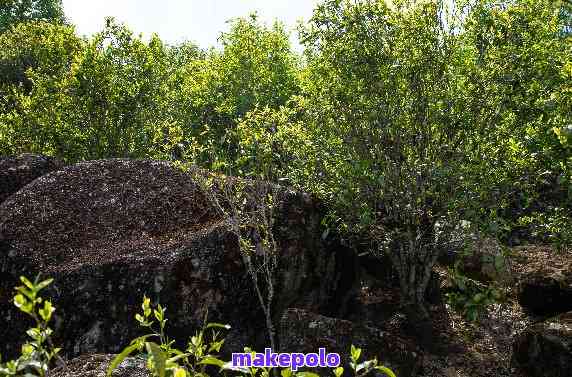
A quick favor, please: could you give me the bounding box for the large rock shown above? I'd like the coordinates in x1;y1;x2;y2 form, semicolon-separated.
517;269;572;317
279;308;422;377
0;159;356;359
0;153;64;204
512;311;572;377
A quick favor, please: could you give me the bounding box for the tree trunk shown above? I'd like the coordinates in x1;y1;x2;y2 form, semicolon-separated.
388;226;441;352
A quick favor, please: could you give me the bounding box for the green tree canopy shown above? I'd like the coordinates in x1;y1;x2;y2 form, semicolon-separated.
0;0;65;33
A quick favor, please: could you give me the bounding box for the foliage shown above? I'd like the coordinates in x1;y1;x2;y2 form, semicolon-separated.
108;294;231;377
0;0;571;344
0;21;81;92
188;169;282;357
296;0;476;321
454;0;572;241
0;275;63;377
171;14;300;172
517;206;572;251
0;0;65;34
0;276;396;377
0;18;177;160
445;263;505;322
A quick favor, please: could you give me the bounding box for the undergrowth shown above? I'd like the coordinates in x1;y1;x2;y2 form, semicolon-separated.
0;275;396;377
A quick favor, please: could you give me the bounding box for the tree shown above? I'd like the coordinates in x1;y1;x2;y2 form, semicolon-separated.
0;19;176;161
456;0;572;241
298;0;473;339
0;20;82;156
171;13;300;173
0;21;81;92
0;0;65;33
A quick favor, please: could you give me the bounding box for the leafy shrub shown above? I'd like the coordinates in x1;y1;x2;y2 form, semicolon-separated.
0;275;63;377
517;207;572;252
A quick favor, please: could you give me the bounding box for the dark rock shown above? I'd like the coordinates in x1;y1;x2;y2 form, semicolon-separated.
512;311;572;377
49;354;149;377
0;159;356;359
0;153;64;204
279;308;422;377
517;269;572;317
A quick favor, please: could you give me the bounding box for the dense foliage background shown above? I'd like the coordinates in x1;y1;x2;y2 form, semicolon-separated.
1;0;571;320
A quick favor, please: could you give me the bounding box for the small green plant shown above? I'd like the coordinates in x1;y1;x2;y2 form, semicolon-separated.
110;296;397;377
445;264;504;322
0;275;64;377
108;295;230;377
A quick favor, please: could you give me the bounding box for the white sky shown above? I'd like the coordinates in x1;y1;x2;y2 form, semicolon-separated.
62;0;320;49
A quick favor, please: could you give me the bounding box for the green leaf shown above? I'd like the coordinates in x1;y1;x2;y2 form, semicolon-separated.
205;323;231;330
375;365;397;377
350;345;361;363
166;353;191;365
13;294;32;313
26;328;41;341
198;356;225;368
333;367;344;377
107;343;140;377
36;278;54;291
20;276;35;290
146;342;166;377
15;287;35;301
39;301;55;321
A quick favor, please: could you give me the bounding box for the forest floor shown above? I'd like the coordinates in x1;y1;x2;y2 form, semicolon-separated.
362;245;571;377
420;245;571;377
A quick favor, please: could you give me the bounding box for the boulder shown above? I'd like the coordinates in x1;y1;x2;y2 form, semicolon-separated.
0;153;64;204
279;308;422;377
0;159;357;359
512;311;572;377
517;269;572;317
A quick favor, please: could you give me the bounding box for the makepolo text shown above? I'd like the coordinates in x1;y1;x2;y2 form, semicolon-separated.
232;348;341;371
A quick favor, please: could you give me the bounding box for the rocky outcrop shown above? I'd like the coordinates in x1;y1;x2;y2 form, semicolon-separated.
517;269;572;317
0;153;64;204
279;308;422;377
512;311;572;377
0;159;357;359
